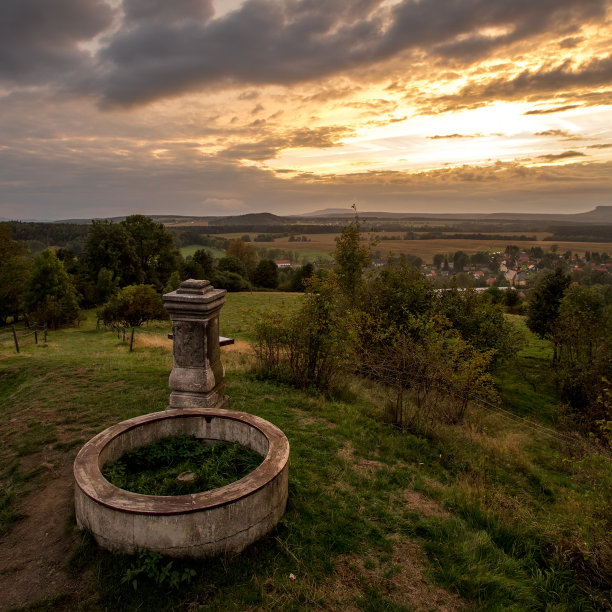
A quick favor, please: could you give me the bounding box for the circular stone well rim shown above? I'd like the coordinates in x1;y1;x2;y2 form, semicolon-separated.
73;408;290;516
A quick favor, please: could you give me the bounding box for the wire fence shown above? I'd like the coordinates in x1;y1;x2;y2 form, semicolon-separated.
0;322;48;353
380;367;612;463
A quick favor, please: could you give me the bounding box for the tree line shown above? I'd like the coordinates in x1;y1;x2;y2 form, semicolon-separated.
0;217;313;330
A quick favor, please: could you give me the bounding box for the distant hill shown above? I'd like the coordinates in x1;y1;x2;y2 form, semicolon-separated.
208;212;287;226
306;206;612;224
571;206;612;223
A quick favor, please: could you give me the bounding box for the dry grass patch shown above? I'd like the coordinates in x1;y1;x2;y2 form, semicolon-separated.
402;489;453;519
337;443;385;474
222;339;254;354
317;537;464;611
132;333;172;350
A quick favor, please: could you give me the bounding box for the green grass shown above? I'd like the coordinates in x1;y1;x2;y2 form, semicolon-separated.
221;291;301;341
102;436;262;495
0;305;610;610
180;244;226;259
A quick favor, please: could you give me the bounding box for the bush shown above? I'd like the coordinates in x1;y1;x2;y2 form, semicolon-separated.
254;276;354;390
362;317;497;434
211;271;251;292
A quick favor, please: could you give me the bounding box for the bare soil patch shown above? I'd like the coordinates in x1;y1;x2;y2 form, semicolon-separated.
0;456;98;611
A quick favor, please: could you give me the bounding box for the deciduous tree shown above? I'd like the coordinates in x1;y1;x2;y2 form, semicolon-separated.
24;249;79;328
97;284;167;328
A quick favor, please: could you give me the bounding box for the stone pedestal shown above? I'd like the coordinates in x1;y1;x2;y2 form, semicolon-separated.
163;279;229;410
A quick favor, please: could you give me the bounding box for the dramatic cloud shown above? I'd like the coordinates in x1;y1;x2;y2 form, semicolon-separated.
1;0;611;219
122;0;215;26
0;0;114;87
92;0;611;107
217;126;351;160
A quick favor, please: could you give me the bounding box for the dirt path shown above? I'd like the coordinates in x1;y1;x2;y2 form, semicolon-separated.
0;458;97;611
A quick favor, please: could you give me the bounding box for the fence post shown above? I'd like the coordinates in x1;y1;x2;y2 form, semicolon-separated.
34;329;38;345
44;324;47;343
11;325;19;353
129;327;135;352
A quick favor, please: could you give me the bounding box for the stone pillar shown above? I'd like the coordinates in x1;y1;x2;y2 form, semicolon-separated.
163;279;229;410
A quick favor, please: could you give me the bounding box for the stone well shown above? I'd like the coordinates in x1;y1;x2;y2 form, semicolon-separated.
73;279;289;557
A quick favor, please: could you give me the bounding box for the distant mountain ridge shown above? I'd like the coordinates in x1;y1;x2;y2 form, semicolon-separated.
305;206;612;224
7;206;611;225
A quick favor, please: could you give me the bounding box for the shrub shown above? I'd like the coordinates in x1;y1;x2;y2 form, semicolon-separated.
362;317;497;434
254;276;355;390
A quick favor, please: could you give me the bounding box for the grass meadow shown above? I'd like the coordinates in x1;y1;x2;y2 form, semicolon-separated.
0;295;610;611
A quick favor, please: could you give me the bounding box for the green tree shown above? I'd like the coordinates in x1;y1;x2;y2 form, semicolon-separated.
0;256;32;324
552;285;612;424
163;271;182;294
226;239;258;279
85;220;139;286
526;268;571;343
253;259;279;289
0;222;28;262
121;215;179;290
24;249;79;328
212;271;251;292
192;249;215;278
334;219;370;305
217;256;247;278
289;263;315;292
435;287;522;362
433;253;445;269
452;251;469;272
93;267;119;305
0;223;31;323
503;288;522;311
97;284;167;328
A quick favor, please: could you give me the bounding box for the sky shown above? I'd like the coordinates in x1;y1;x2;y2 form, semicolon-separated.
1;0;611;220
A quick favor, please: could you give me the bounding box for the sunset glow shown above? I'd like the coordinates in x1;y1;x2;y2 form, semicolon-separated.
1;0;611;218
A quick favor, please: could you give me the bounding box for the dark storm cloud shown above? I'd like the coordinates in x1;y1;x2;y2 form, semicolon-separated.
93;0;611;106
0;0;114;86
122;0;215;25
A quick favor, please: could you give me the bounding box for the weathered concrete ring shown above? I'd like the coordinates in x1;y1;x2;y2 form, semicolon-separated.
74;408;289;557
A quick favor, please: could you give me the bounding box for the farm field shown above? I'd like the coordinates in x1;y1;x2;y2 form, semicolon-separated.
210;233;612;264
180;244;226;259
0;296;610;610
